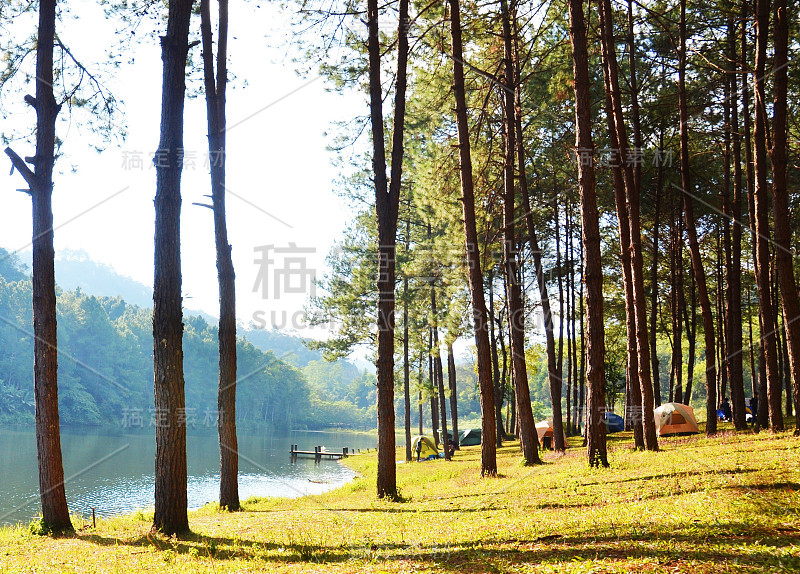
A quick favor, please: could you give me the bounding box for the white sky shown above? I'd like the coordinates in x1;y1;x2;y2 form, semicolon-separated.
0;0;367;338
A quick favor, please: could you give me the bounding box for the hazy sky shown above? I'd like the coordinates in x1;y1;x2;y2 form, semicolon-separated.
1;0;366;338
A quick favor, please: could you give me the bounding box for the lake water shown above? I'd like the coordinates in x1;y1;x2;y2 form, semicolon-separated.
0;427;378;527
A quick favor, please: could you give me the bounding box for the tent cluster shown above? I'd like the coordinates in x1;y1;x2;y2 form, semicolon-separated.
413;404;699;459
533;403;699;447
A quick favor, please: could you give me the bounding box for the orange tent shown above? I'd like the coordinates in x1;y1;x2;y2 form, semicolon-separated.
536;420;554;443
654;403;699;436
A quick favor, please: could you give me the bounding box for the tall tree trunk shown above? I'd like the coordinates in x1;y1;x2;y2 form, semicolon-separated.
718;226;728;406
741;0;767;430
512;12;563;447
599;0;658;449
630;0;661;410
403;271;412;461
769;0;800;431
598;35;642;448
748;285;757;400
488;271;504;446
200;0;239;512
418;387;424;436
650;137;663;408
499;0;539;464
448;0;497;475
152;0;193;535
499;313;510;433
367;0;408;498
726;13;747;431
683;265;696;404
672;204;684;403
567;0;608;467
678;0;717;435
429;334;439;448
579;247;585;435
779;310;792;417
431;287;450;459
751;0;783;431
570;210;580;433
514;25;564;448
4;0;71;533
555;197;565;404
564;214;576;435
447;343;460;449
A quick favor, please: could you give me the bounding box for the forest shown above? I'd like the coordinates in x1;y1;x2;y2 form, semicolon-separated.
0;0;798;542
302;0;799;495
0;248;384;430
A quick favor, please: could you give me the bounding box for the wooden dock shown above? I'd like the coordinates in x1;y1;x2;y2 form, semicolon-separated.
290;445;352;461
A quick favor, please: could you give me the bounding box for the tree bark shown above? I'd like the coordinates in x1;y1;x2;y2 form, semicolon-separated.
682;266;696;405
153;0;193;535
448;0;497;476
447;343;460;449
4;0;72;533
367;0;408;498
431;287;450;459
567;0;608;468
598;0;658;449
598;30;642;449
554;196;566;431
429;333;439;447
488;270;505;446
678;0;717;435
579;249;585;434
769;0;800;431
200;0;239;512
751;0;783;431
564;211;573;435
500;0;540;464
512;14;564;450
741;0;767;430
403;271;412;461
672;205;684;403
727;13;747;431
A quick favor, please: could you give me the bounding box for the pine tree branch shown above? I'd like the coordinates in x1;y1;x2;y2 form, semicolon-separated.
4;147;37;192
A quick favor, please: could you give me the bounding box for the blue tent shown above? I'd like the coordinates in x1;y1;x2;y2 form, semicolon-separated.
605;411;624;433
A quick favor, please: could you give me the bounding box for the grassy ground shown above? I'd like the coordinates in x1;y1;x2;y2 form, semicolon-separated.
2;427;799;573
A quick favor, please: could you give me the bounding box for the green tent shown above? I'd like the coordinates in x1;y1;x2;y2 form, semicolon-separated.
459;428;481;446
411;435;439;459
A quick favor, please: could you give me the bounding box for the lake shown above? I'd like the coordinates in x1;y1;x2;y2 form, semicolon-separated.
0;427;378;527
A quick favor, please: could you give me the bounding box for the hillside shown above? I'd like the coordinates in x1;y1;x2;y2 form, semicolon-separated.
0;248;373;430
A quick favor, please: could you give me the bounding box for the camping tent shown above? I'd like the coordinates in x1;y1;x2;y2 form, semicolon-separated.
459;428;481;446
411;435;439;459
654;403;699;436
605;411;624;433
535;421;553;443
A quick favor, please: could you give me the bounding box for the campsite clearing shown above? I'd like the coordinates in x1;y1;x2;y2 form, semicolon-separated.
1;427;798;573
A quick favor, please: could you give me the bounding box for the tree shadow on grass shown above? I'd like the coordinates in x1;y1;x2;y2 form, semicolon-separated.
579;466;761;487
76;521;800;570
365;529;800;573
323;504;506;513
80;531;354;564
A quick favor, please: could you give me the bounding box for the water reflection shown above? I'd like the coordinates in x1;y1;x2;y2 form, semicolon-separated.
0;428;377;526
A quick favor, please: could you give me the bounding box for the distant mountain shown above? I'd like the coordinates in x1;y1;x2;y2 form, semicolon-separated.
11;247;362;378
241;327;323;368
19;249;218;323
17;249;154;308
14;246;359;360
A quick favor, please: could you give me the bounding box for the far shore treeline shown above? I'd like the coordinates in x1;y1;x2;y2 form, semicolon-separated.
0;248;376;431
